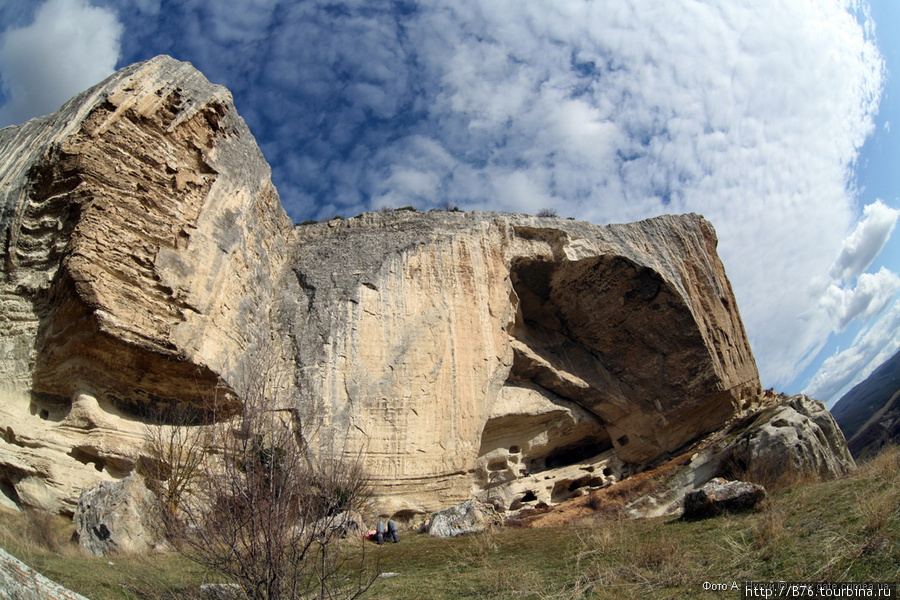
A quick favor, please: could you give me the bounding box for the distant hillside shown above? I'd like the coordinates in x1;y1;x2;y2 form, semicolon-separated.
831;349;900;459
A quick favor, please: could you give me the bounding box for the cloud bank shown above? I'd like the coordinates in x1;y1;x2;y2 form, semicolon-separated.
0;0;122;127
1;0;895;402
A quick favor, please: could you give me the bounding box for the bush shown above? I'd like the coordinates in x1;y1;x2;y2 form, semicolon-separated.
148;356;377;600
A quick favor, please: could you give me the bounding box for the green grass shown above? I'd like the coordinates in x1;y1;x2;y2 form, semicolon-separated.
3;446;898;599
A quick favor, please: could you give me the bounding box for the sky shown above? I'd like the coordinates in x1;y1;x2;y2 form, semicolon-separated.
0;0;897;408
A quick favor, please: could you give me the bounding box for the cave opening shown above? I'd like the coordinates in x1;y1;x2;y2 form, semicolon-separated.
544;439;614;470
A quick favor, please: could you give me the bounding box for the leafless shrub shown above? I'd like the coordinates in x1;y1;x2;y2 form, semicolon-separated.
147;353;377;600
537;208;558;218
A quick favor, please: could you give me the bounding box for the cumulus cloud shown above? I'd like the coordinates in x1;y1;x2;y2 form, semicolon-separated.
804;301;900;406
820;267;900;332
802;199;900;402
0;0;122;127
829;199;900;283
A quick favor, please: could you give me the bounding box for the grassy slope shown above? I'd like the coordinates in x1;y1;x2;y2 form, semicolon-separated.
2;447;898;600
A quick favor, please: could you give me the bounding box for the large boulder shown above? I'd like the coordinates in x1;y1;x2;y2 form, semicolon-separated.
0;547;90;600
426;501;498;537
0;54;293;514
683;478;766;519
720;395;856;485
73;475;164;556
291;210;761;517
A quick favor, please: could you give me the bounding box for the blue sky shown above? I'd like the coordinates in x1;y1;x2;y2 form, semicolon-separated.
1;0;897;407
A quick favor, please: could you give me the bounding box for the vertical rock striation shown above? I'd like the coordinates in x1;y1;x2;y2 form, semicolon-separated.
288;210;760;515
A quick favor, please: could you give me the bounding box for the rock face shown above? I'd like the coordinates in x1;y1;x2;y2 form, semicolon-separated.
508;392;854;525
1;55;772;519
292;211;760;516
0;56;292;513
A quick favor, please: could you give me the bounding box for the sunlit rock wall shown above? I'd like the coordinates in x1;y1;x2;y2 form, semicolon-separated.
289;210;761;516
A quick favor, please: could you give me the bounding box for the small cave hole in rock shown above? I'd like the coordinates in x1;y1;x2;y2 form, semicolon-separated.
0;476;21;507
521;490;537;502
509;445;520;454
602;467;613;477
551;475;606;503
487;458;508;472
70;447;106;473
616;435;629;446
39;409;49;420
391;510;422;525
544;439;614;470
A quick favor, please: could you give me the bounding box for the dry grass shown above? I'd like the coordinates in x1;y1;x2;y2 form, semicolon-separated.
858;444;900;480
449;525;499;568
2;445;899;599
749;498;786;552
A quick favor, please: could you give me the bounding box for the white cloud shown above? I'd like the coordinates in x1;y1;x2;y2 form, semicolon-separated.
802;200;900;403
820;267;900;332
829;199;900;283
0;0;122;127
804;301;900;406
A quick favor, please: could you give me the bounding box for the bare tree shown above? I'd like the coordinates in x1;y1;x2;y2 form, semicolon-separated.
146;355;377;600
140;407;208;516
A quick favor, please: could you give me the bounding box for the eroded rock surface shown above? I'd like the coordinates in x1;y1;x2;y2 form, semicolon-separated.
509;393;855;526
1;56;773;519
719;394;856;484
0;547;90;600
426;501;498;537
1;56;292;512
290;210;760;516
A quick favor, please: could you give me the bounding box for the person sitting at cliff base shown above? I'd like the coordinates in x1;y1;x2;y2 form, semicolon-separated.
366;519;399;544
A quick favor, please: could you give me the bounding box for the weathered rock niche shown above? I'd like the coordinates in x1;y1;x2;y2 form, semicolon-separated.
0;56;850;520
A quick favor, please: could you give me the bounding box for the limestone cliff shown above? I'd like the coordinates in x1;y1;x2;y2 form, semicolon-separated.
1;55;291;511
0;55;833;520
288;210;760;515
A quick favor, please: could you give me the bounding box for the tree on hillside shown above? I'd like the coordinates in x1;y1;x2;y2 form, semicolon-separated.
144;355;377;600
